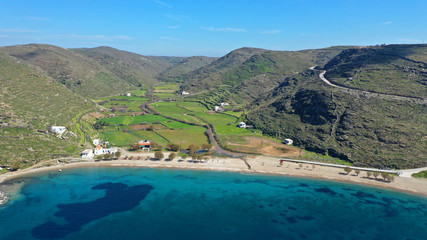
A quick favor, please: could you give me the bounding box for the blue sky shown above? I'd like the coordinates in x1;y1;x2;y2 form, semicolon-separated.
0;0;426;56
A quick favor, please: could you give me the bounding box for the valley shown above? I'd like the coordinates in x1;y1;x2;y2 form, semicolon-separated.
0;43;426;171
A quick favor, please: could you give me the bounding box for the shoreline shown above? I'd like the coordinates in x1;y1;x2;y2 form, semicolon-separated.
1;154;426;199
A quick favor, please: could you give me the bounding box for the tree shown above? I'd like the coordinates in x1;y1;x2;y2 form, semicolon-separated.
115;151;121;159
9;159;23;171
202;143;212;150
167;143;180;151
366;171;372;178
154;151;164;160
299;164;303;169
182;154;188;161
95;155;103;161
104;153;112;160
129;143;139;151
373;172;379;179
344;167;352;175
381;172;390;181
388;174;395;182
168;153;176;161
188;144;199;155
355;169;361;176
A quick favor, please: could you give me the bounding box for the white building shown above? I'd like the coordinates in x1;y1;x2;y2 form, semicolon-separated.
238;122;246;128
94;145;118;155
51;126;66;135
220;102;229;106
283;138;293;145
81;149;94;159
126;92;131;97
181;91;190;95
214;106;224;112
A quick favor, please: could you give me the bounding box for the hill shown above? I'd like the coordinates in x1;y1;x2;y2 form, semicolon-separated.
244;44;427;168
1;44;215;99
0;52;95;167
323;44;427;98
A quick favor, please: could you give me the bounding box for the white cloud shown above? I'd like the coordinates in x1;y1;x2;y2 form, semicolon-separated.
261;30;280;34
203;27;247;32
151;0;172;8
381;21;392;25
163;14;189;21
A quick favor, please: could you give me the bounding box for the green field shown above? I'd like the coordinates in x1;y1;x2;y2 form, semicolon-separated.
215;125;253;135
178;101;208;112
194;112;238;125
223;111;244;117
132;130;170;146
101;115;170;125
156;127;209;148
130;89;147;96
162;121;197;129
155;84;179;91
101;131;141;146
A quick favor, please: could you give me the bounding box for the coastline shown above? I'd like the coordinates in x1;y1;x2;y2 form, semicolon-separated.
1;153;426;198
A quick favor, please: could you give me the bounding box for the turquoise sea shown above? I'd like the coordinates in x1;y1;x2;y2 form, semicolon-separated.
0;167;426;240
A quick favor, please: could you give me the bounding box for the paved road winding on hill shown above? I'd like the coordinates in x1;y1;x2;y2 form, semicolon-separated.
310;66;427;104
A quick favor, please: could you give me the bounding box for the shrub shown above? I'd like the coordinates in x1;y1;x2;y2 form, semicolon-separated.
154;151;164;160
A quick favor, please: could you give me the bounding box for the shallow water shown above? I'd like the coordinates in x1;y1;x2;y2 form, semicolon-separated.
0;167;426;240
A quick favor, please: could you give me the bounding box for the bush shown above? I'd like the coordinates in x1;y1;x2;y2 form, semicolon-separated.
167;143;180;151
154;151;164;160
168;153;176;160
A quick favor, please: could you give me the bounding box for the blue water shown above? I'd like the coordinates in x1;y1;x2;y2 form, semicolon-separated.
0;167;426;240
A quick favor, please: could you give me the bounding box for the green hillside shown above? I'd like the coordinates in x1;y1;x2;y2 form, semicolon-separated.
323;45;427;98
0;53;95;167
157;56;217;82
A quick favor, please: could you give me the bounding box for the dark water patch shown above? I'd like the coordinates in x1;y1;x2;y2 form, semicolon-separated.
314;187;337;195
279;213;286;217
31;182;153;239
288;206;297;210
359;230;366;235
300;233;307;239
299;183;309;187
384;208;399;218
286;217;297;223
297;215;314;221
351;191;378;199
258;205;264;208
174;174;196;180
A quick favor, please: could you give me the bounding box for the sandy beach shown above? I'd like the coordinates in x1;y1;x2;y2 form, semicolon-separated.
1;150;426;198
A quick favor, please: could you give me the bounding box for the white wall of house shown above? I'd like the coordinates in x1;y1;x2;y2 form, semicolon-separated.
51;126;66;135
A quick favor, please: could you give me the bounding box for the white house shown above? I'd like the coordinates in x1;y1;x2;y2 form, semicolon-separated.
94;145;118;155
81;149;94;159
126;92;131;97
283;138;293;145
220;102;229;106
181;91;190;95
93;139;103;146
238;122;246;128
214;106;224;112
51;126;67;135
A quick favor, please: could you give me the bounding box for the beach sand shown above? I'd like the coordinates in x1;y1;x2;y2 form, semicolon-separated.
1;150;426;197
